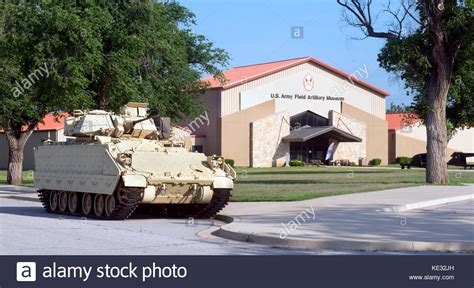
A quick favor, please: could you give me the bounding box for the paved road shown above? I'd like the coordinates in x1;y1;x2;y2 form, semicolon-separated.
0;186;348;255
1;185;470;254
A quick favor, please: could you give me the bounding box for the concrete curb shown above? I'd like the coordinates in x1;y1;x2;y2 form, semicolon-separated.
214;214;235;223
382;193;474;213
212;214;474;253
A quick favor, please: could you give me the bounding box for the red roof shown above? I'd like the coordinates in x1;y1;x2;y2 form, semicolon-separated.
0;113;66;133
35;113;67;131
202;56;390;97
386;113;421;131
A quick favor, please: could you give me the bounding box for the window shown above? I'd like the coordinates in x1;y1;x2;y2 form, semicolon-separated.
191;145;203;153
290;110;328;128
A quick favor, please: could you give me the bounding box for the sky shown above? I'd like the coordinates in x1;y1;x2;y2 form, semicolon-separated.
179;0;412;107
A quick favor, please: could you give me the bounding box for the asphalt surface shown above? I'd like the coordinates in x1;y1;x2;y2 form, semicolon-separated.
0;186;339;255
1;185;470;255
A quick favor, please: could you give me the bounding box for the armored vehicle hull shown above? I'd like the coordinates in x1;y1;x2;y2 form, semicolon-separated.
35;103;236;220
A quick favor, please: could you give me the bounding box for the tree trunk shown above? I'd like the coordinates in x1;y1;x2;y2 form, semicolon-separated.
98;63;111;109
425;81;449;184
425;21;451;184
5;130;33;186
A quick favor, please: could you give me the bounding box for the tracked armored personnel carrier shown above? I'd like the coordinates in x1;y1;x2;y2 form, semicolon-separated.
35;102;236;220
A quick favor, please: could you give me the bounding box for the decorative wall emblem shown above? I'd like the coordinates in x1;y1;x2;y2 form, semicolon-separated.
303;74;314;91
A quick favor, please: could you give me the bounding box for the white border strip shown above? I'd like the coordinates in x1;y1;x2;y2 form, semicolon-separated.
382;194;474;213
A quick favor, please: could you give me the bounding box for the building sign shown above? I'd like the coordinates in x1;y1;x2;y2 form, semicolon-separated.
268;74;344;101
240;72;347;112
270;93;344;101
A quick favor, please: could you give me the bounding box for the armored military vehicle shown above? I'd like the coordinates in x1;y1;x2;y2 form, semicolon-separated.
35;102;236;220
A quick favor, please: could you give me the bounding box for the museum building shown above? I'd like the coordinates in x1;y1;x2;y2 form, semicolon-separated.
2;57;471;169
190;56;391;167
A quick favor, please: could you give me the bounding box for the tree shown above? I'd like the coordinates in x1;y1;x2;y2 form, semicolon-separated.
337;0;473;183
85;2;229;119
0;1;228;185
0;2;102;185
387;102;409;113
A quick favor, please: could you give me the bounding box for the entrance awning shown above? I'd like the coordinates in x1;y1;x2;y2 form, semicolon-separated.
282;126;362;143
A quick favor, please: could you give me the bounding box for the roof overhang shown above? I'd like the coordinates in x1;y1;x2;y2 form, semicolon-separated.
282;126;362;143
201;56;390;97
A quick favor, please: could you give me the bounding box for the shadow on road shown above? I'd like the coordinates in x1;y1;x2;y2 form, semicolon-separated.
0;205;210;221
0;206;60;219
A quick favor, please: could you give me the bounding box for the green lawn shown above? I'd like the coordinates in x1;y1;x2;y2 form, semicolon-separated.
0;170;35;187
1;167;473;202
232;166;474;202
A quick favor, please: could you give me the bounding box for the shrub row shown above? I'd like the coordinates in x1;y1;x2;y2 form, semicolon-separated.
396;156;412;165
224;159;235;168
369;158;382;166
289;160;305;166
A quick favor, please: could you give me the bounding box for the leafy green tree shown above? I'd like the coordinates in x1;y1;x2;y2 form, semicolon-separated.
86;1;229;119
0;2;102;185
338;0;473;183
0;1;228;185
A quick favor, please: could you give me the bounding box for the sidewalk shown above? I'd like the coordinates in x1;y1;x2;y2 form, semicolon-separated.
327;165;474;172
215;185;474;252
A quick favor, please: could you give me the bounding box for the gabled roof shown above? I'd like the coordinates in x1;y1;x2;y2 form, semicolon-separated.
201;56;390;97
386;113;421;131
282;126;362;143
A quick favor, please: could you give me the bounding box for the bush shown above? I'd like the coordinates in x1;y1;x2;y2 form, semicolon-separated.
350;161;357;166
395;156;412;164
289;160;305;166
369;158;382;166
398;157;412;166
224;159;235;168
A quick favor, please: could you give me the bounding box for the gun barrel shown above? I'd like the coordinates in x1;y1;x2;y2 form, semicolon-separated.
132;116;155;126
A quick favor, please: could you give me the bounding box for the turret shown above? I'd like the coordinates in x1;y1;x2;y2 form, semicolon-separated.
63;102;164;140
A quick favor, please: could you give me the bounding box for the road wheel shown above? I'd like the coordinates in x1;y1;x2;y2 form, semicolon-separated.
94;194;104;217
82;193;92;215
105;195;116;217
49;191;59;211
68;192;79;213
58;191;68;212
